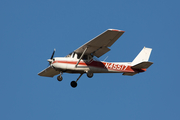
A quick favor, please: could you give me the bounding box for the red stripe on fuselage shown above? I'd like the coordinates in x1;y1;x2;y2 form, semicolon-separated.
53;60;135;72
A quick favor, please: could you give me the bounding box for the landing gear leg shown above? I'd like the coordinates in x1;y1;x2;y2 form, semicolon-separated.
70;73;83;88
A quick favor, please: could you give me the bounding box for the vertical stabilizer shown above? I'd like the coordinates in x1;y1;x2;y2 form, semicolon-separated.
131;47;152;66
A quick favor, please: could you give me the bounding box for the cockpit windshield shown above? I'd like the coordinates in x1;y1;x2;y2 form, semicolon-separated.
65;52;72;58
65;52;96;61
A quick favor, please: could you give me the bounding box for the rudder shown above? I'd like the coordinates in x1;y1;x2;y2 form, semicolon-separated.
131;47;152;66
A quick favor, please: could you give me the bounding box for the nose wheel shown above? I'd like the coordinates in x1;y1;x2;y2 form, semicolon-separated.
70;73;83;88
57;72;63;81
57;75;63;81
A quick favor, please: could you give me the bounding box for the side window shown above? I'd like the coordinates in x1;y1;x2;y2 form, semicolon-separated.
82;55;88;60
88;55;92;60
77;54;81;59
77;54;88;60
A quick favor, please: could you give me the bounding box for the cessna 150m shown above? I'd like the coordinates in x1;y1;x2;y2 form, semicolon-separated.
38;29;153;88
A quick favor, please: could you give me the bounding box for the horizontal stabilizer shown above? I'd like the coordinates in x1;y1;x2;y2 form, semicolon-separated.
131;61;153;69
123;62;153;76
38;66;59;77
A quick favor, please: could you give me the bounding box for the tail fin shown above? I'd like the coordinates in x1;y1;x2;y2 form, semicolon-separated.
131;47;152;66
123;47;153;76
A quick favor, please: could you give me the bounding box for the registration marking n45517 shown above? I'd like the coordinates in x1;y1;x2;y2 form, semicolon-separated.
105;63;128;71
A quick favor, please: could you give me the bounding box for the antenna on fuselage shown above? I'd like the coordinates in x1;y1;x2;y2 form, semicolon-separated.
103;56;108;61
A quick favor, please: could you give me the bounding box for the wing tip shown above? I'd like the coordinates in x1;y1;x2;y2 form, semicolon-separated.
108;29;125;32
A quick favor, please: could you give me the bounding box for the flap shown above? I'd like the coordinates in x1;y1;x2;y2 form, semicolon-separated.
93;47;110;58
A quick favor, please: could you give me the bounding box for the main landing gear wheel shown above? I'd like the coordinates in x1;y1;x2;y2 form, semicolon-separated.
70;73;83;88
87;72;93;78
71;81;77;88
57;75;63;81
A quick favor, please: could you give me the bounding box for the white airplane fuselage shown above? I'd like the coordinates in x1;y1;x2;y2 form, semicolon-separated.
51;57;144;74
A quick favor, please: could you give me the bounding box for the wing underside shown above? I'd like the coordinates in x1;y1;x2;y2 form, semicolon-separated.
74;29;125;58
38;66;59;77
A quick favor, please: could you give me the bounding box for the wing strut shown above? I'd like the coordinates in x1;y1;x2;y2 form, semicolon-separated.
75;46;88;67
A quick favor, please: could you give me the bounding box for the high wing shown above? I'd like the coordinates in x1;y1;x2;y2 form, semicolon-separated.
74;29;125;58
38;66;59;77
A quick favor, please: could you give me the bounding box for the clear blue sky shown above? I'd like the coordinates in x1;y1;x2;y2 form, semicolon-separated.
1;0;180;120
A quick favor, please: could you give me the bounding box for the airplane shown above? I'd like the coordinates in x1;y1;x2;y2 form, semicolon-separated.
38;29;153;88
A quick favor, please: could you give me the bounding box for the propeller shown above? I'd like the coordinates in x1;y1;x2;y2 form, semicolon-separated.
50;48;56;59
47;49;56;65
